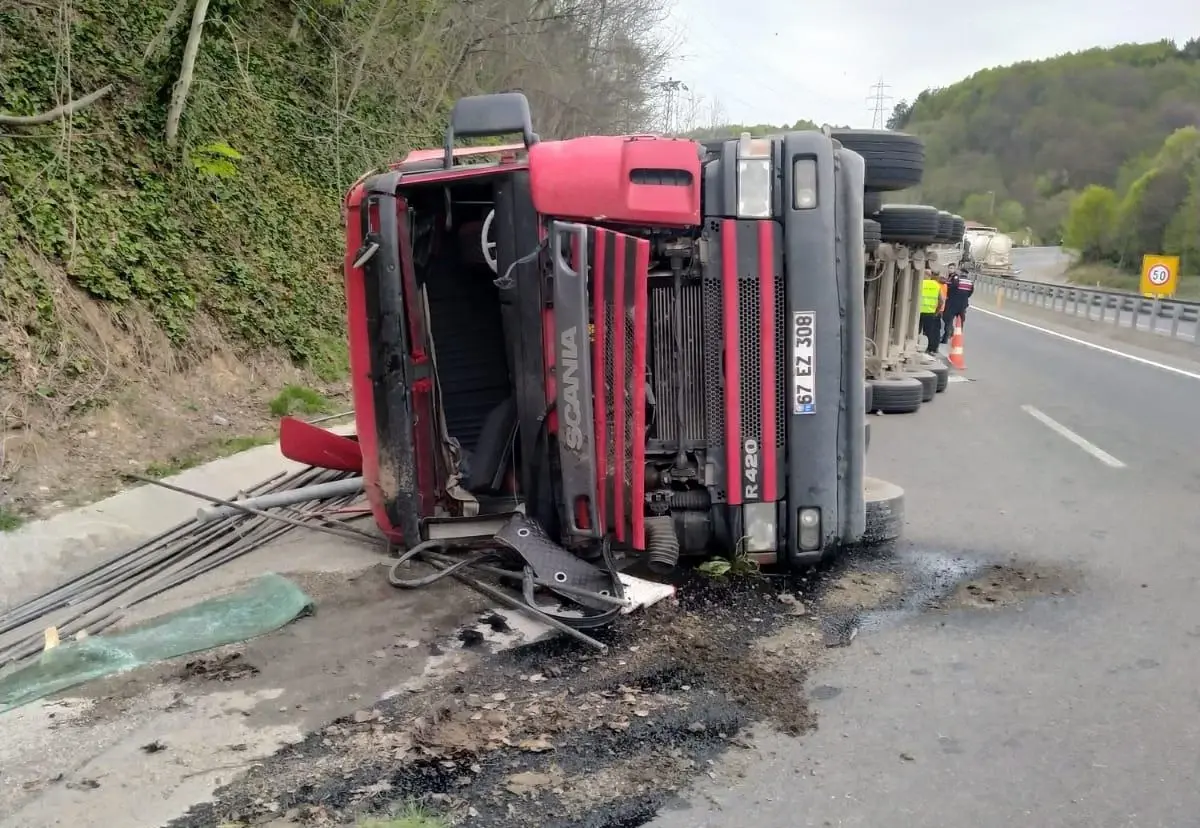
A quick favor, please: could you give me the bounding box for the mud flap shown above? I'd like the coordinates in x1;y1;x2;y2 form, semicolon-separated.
550;221;601;537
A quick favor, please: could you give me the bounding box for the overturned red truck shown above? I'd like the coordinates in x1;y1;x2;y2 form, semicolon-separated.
307;92;899;576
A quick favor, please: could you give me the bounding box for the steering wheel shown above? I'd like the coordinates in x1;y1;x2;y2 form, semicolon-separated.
481;209;498;274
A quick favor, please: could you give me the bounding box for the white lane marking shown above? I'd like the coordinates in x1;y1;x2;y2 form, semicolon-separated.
973;307;1200;383
1020;404;1126;468
947;375;970;383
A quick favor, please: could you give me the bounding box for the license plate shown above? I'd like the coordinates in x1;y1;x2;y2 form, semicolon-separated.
792;311;815;414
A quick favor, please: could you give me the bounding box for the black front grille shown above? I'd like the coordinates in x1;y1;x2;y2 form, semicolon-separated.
737;277;762;452
649;280;706;445
702;276;724;449
774;275;786;446
702;274;786;450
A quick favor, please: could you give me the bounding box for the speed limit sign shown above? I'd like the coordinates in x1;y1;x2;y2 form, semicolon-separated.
1140;255;1179;296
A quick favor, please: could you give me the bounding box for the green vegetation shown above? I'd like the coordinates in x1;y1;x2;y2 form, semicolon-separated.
143;432;274;478
1;0;351;385
0;506;25;532
268;383;331;417
683;118;820;140
890;38;1200;244
1065;262;1200;300
1060;126;1200;279
697;537;762;580
358;802;447;828
0;0;668;413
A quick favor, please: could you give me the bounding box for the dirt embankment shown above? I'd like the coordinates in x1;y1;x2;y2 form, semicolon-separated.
0;262;348;523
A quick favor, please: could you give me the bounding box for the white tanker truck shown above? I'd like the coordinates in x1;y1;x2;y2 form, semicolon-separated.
960;223;1016;278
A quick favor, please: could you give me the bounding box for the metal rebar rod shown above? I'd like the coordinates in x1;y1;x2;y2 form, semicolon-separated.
0;469;297;624
124;474;383;546
195;477;364;523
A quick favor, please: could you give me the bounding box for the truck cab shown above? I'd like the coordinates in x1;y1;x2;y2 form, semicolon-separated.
341;92;877;573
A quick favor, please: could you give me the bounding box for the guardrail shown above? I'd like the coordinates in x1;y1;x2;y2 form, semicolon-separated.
975;274;1200;343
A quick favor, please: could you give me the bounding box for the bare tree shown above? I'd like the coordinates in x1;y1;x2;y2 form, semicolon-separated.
0;85;113;126
164;0;211;148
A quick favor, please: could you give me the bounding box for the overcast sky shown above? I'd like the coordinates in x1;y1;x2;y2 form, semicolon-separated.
663;0;1200;129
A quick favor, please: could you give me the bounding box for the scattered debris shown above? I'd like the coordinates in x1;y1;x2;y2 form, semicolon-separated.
180;653;259;683
66;778;100;791
458;628;485;648
172;577;822;828
483;614;511;633
141;741;168;754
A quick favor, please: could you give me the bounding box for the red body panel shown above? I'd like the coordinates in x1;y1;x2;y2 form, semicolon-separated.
628;239;650;549
279;416;363;473
757;222;778;501
586;228;650;548
721;220;743;506
343;184;399;541
528;136;701;228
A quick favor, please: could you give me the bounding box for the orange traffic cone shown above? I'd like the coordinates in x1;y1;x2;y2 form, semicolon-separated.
948;316;966;371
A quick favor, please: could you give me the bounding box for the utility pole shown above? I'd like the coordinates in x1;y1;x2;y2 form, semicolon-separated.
656;78;686;134
867;78;893;129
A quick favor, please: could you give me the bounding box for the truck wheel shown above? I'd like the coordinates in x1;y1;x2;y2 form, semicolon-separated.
864;379;874;412
934;210;955;243
951;215;965;243
929;361;950;392
831;129;925;192
877;204;940;246
863;218;881;253
863;477;905;545
905;369;937;402
869;376;922;414
864;191;882;217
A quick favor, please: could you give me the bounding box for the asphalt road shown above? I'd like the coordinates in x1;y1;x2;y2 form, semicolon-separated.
1012;246;1073;283
649;308;1200;827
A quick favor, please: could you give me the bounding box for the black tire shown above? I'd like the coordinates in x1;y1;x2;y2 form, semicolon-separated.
864;380;874;413
831;129;925;192
864;191;882;217
951;215;965;243
869;376;922;414
935;210;954;243
905;369;937;402
877;204;940;246
929;361;949;392
865;420;872;453
863;477;905;546
863;218;881;253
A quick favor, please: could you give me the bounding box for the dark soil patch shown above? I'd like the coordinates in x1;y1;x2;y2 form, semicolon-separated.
938;562;1079;610
179;652;260;683
168;575;823;828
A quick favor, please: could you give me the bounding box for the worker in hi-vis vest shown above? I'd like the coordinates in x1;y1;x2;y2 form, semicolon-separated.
919;270;946;355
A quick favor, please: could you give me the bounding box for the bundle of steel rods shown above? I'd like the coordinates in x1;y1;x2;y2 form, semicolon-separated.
0;465;371;669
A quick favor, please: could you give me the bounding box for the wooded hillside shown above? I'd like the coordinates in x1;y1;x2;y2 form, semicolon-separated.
892;39;1200;245
0;0;670;519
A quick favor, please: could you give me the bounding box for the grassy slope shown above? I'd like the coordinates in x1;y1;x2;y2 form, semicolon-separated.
0;0;375;401
0;0;410;518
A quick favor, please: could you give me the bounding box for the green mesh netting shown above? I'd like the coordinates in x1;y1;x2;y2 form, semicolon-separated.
0;573;314;712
